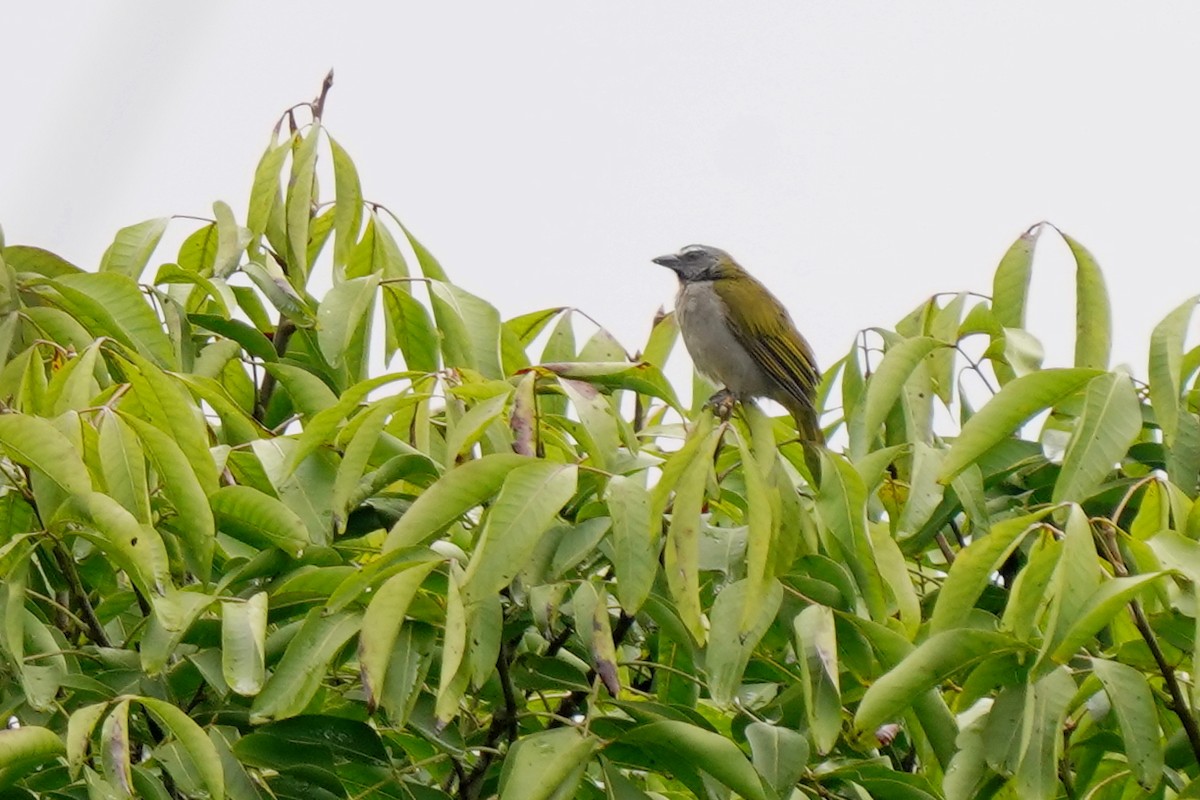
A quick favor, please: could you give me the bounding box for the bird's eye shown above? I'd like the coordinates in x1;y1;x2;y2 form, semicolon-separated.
684;251;700;262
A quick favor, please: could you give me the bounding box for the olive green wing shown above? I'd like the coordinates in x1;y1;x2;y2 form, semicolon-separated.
715;275;821;419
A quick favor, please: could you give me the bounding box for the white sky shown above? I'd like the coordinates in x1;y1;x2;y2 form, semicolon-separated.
4;3;1200;386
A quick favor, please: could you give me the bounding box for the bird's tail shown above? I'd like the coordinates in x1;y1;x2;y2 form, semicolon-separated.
786;401;824;484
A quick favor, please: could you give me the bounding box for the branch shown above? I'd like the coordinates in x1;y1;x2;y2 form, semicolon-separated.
52;541;110;648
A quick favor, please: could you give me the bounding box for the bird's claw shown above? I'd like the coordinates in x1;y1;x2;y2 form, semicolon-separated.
706;389;738;421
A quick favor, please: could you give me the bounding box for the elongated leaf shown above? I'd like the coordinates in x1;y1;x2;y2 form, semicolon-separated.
855;336;945;457
619;721;768;800
816;451;887;620
0;413;90;496
1038;505;1102;665
607;475;656;614
1048;574;1163;664
992;225;1039;329
664;425;723;642
317;274;378;369
96;411;151;524
241;261;316;326
461;462;577;605
0;726;66;788
136;696;225;800
444;389;511;463
100;698;132;793
285;126;320;280
930;508;1053;634
210;485;309;557
795;603;841;754
249;608;362;722
1062;231;1111;370
222;592;267;696
939;368;1101;482
99;217;168;280
1014;667;1076;800
247;140;290;238
118;412;215;582
854;630;1022;735
498;728;596;800
1052;372;1141;503
383;453;531;552
436;564;470;725
429;280;503;379
283;372;412;476
54;491;171;598
383;283;440;372
559;377;621;469
48;272;175;367
117;350;220;490
745;722;808;796
1091;658;1163;790
359;561;439;711
707;579;782;706
1148;296;1198;444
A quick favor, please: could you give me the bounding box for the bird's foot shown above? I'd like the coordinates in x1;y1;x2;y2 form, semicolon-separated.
705;389;739;421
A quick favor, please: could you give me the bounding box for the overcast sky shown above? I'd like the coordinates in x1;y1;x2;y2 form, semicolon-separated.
4;3;1199;385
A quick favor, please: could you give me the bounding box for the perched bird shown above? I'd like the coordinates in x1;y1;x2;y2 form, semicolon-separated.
653;244;824;447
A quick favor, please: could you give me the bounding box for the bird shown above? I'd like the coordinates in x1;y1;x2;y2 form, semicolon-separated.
652;244;824;448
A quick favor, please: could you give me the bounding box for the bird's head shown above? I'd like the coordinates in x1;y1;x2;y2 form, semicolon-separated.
652;244;743;283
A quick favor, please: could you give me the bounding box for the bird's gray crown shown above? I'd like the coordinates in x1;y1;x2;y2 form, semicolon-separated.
652;244;733;281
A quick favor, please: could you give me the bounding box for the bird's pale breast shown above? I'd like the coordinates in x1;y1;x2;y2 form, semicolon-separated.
675;281;774;398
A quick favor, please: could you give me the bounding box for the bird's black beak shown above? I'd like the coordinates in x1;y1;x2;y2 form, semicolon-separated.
652;253;681;270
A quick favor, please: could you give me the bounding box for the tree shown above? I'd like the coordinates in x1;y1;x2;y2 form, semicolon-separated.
0;76;1197;800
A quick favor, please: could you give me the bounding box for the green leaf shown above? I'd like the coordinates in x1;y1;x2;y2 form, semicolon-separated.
444;389;511;463
285;126;320;281
211;200;249;278
1014;667;1075;800
1037;505;1102;665
3;244;82;277
429;280;503;379
855;336;945;457
1048;573;1163;664
117;350;220;490
745;722;808;796
795;603;841;754
210;485;310;557
618;721;768;800
707;579;782;706
607;475;657;615
247;139;290;238
939;368;1102;483
992;225;1039;329
1148;296;1198;444
382;284;440;372
189;314;278;362
48;272;176;367
1090;658;1163;790
359;561;439;711
1062;230;1111;370
816;451;887;620
540;361;682;412
0;413;91;497
54;491;171;598
241;261;316;326
282;372;414;477
498;728;596;800
0;726;66;789
436;564;470;725
222;591;267;696
100;699;132;794
930;508;1053;634
66;703;108;777
664;424;724;643
136;696;225;800
383;453;532;552
317;274;378;369
558;377;621;469
328;134;363;274
460;462;577;606
1051;372;1141;503
250;608;362;723
854;629;1022;736
96;411;151;524
118;412;215;582
99;217;169;280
